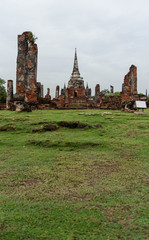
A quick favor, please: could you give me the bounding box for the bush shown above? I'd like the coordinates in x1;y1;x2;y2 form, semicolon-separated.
114;92;120;98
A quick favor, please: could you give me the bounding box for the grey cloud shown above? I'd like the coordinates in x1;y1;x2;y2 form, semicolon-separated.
0;0;149;96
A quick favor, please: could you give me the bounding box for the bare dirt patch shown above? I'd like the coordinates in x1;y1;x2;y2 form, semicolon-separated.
0;125;15;131
0;226;6;231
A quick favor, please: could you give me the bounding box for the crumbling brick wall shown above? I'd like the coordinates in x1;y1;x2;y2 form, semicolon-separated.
85;84;91;99
45;88;51;100
100;96;121;110
55;85;60;99
95;84;100;101
121;65;137;102
16;31;38;102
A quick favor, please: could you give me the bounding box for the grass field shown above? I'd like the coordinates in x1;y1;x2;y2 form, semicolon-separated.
0;109;149;240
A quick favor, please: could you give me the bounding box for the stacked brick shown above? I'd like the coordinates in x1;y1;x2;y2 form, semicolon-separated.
16;31;38;102
120;65;137;102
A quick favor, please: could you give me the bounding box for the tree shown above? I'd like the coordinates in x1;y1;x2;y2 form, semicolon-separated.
29;32;38;43
0;78;6;103
114;91;120;98
101;89;110;95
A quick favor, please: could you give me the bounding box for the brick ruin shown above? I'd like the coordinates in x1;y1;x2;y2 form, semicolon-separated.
120;65;138;102
45;88;51;100
52;49;92;108
16;31;38;102
120;65;148;110
6;32;52;111
6;31;147;111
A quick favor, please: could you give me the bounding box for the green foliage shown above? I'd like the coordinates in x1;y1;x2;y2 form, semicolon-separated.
29;31;38;43
0;109;149;239
138;93;145;96
101;89;110;95
105;92;120;99
105;93;110;99
114;91;120;98
0;78;6;103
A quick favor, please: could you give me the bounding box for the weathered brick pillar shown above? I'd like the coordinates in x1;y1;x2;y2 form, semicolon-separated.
45;88;50;99
95;84;100;100
85;84;91;98
6;80;13;109
37;82;41;99
41;85;44;98
16;31;38;102
55;85;60;99
120;65;137;102
47;88;50;96
130;65;137;96
110;85;114;96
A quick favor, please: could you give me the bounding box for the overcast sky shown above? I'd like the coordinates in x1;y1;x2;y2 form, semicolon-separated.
0;0;149;97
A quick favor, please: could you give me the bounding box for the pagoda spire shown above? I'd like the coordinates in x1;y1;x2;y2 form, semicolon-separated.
72;48;80;76
67;49;84;88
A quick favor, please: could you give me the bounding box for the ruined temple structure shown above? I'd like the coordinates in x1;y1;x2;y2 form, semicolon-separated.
110;85;114;96
120;65;148;110
55;85;60;99
67;49;84;89
120;65;138;102
52;49;93;108
37;82;42;99
95;84;100;101
94;65;143;110
85;83;91;99
6;31;148;111
95;84;121;110
45;88;51;100
16;31;38;102
6;31;52;111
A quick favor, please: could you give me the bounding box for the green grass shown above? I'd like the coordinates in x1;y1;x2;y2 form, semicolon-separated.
0;109;149;240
